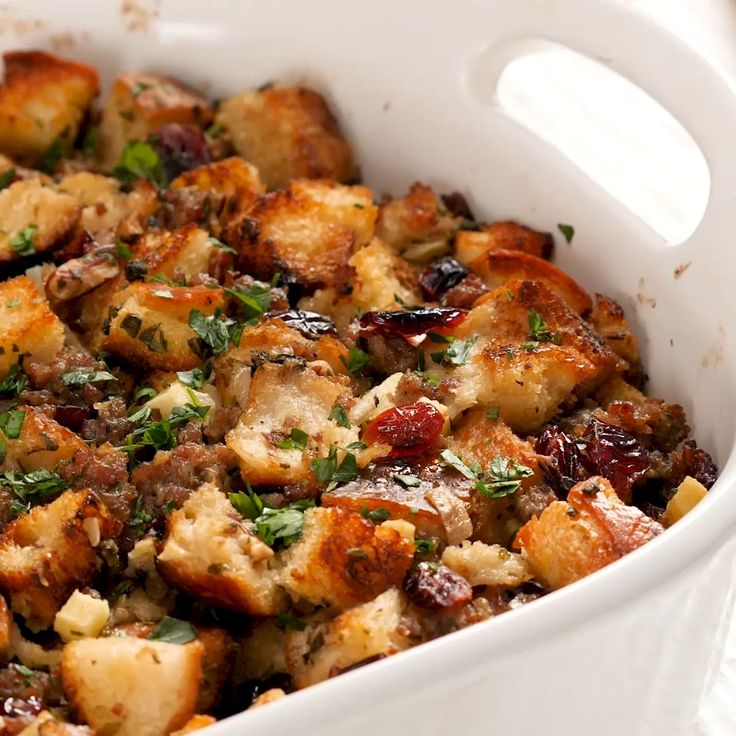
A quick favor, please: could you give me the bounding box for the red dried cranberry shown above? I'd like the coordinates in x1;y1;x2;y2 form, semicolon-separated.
359;308;466;339
267;310;337;338
52;405;94;432
363;403;444;455
679;440;718;489
584;418;650;499
536;426;590;492
418;257;470;301
151;124;211;181
403;562;472;609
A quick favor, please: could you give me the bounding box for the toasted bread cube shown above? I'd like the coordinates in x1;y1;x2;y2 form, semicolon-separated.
441;541;532;587
104;282;225;371
170;716;217;735
0;594;11;655
157;483;283;615
662;475;708;527
216;85;355;189
0;276;64;377
587;293;640;368
195;627;234;712
237;619;288;681
515;476;663;589
0;490;120;629
53;590;110;643
96;73;212;171
0;51;99;163
57;172;157;243
37;719;95;736
455;221;553;265
227;179;376;290
426;280;620;432
0;180;80;263
279;507;414;609
303;238;421;332
61;636;204;736
376;182;460;252
226;362;358;486
285;588;409;688
468;249;592;314
132;225;215;280
1;407;87;473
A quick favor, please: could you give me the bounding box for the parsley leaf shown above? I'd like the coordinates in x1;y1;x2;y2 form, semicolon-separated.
188;309;241;356
0;365;27;397
276;427;309;450
310;446;359;491
414;539;436;554
485;406;500;420
277;613;307;631
9;225;38;257
38;138;67;174
148;616;197;644
223;283;272;323
139;323;168;354
114;141;166;186
557;223;575;243
128;495;152;537
430;336;478;366
81;125;98;157
115;240;133;261
360;506;390;523
209;236;236;254
438;449;476;479
123;403;209;455
393;473;421;488
0;168;15;190
176;364;210;390
328;404;351;428
229;486;264;520
528;310;554;342
0;468;69;516
254;499;315;548
340;347;372;374
439;449;532;499
61;370;116;387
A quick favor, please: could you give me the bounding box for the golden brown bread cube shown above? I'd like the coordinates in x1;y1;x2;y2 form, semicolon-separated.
468;249;592;315
236;619;288;682
215;85;356;189
38;720;95;736
587;293;640;368
0;51;99;164
0;407;87;473
157;483;283;615
0;594;11;656
376;182;461;252
96;73;212;171
441;541;532;587
455;220;553;266
515;476;663;589
279;507;414;609
170;715;217;736
0;180;80;263
0;276;65;378
427;280;621;431
61;636;204;736
303;237;421;332
57;172;158;243
103;282;225;371
227;178;376;289
226;362;358;486
0;490;120;630
131;225;215;280
285;588;409;688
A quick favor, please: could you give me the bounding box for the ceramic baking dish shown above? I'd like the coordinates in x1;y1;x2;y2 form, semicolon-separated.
4;0;736;733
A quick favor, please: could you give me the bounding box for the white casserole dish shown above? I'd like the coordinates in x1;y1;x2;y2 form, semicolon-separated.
4;0;736;732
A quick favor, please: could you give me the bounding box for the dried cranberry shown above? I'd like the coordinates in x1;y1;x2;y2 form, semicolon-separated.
418;257;469;301
536;426;590;492
359;307;466;339
679;440;718;489
150;123;211;181
403;562;472;609
363;403;444;455
441;192;475;220
584;418;650;499
267;309;337;339
52;405;94;432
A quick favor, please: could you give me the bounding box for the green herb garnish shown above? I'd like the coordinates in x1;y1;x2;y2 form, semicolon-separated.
430;336;477;366
277;427;309;451
310;446;359;491
61;370;116;387
9;225;38;257
0;168;15;190
188;308;242;356
394;473;421;488
0;468;69;516
328;404;351;429
253;499;316;548
114;141;166;186
148;616;197;644
360;506;390;523
340;347;372;374
557;223;575;244
0;365;27;397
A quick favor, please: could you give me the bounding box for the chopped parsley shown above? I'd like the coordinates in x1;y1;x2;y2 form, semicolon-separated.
115;240;133;261
0;468;69;516
277;427;309;451
61;370;116;387
557;223;575;244
414;539;436;554
138;323;168;353
176;364;210;390
81;125;98;157
114;141;166;187
123;403;209;455
121;314;142;338
0;168;15;190
439;449;532;498
10;663;37;687
485;406;500;420
128;495;152;537
360;506;390;523
131;80;151;97
438;449;476;480
310;446;359;491
38;138;67;174
328;404;351;428
277;613;307;631
206;122;224;139
188;308;243;356
254;499;315;548
223;282;272;323
527;309;559;345
340;347;372;374
0;365;27;397
9;225;38;257
393;473;421;488
430;336;478;366
209;236;236;254
229;486;264;519
148;616;197;644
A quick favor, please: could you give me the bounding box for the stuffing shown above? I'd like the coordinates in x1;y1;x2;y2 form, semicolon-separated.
454;220;553;265
279;507;414;608
0;276;64;377
441;541;532;587
0;490;120;630
157;483;283;615
0;51;99;164
284;588;409;688
61;636;204;736
131;225;215;280
587;293;641;368
96;73;212;171
0;180;80;263
226;362;358;486
215;85;356;189
227;178;376;290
